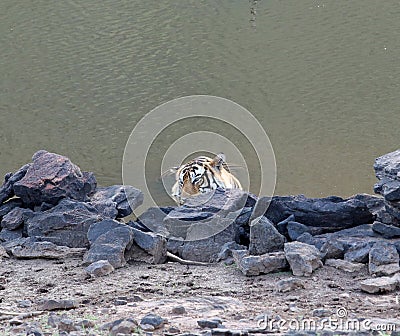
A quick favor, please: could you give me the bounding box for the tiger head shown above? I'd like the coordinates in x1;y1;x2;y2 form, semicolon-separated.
170;153;242;205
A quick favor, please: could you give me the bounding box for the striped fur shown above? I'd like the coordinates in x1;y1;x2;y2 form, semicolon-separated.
171;153;242;205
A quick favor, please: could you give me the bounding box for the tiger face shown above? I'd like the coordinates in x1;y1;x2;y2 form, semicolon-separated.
171;153;242;205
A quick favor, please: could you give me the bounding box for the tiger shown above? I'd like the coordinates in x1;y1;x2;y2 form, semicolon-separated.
170;153;242;205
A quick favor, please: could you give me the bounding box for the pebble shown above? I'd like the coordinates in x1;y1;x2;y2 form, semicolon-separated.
85;260;115;277
41;298;77;311
171;305;186;315
140;313;167;329
58;318;78;332
17;299;32;308
197;318;223;329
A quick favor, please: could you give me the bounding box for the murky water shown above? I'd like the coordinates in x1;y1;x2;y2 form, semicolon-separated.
1;0;399;204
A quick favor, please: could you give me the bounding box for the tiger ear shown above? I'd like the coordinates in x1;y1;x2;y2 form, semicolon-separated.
210;153;226;171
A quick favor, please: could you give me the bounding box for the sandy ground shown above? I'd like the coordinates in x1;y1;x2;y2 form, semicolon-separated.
1;256;400;335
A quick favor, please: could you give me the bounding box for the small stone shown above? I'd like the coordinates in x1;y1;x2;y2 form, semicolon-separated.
344;242;372;263
360;276;399;293
41;299;77;311
109;319;138;336
320;239;345;260
85;260;115;277
197;318;223;329
58;318;77;332
249;216;286;255
324;259;365;273
168;326;181;334
48;313;60;327
211;329;247;336
75;319;95;329
17;299;32;308
232;250;288;276
171;306;186;315
312;308;332;317
275;277;305;292
9;317;24;326
288;303;300;312
114;299;127;306
140;313;166;329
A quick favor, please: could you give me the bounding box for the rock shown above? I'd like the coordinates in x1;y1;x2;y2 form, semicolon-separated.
197;318;223;329
344;242;373;263
312;308;332;318
41;299;77;311
275;277;305;292
0;164;30;204
58;318;78;333
265;194;374;231
17;299;32;308
0;198;24;218
216;241;247;262
276;214;295;236
83;223;134;268
372;221;400;238
87;219;127;245
140;313;166;329
324;259;364;273
171;306;186;315
1;207;33;230
0;228;23;242
108;318;138;336
320;239;345;260
10;239;86;259
284;242;323;276
85;260;115;277
0;245;8;258
90;185;143;218
164;189;256;239
136;206;173;236
360;276;399;294
249;196;271;223
368;241;400;276
129;228;167;264
249;216;286;255
232;249;288;276
374;149;400;199
287;221;311;240
13;150;96;206
211;328;248;336
47;313;60;327
26;199;103;248
295;232;325;250
75;319;95;329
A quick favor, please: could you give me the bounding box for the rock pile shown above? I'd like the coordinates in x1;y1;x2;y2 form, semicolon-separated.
0;150;164;270
2;149;400;291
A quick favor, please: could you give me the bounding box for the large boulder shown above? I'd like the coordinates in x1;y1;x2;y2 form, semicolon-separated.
26;199;102;248
265;194;375;231
13;150;96;206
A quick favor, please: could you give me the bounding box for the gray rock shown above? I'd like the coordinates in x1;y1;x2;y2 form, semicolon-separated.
276;214;295;236
211;329;247;336
1;207;33;230
360;276;399;294
287;221;311;240
10;239;86;259
295;232;326;250
249;196;271;222
0;198;24;218
13;150;96;206
284;242;323;276
137;206;173;236
140;313;167;329
232;249;288;276
249;216;286;255
85;260;115;277
324;259;364;273
129;228;167;264
58;318;78;333
369;241;400;276
320;239;345;260
312;308;332;318
0;245;8;258
0;228;23;242
48;313;60;328
26;199;102;248
108;318;138;336
344;242;373;263
17;300;32;308
197;318;223;329
41;299;77;311
265;194;374;231
90;185;143;218
83;224;134;268
0;164;30;204
374;150;400;198
171;306;186;315
87;219;127;245
372;221;400;238
216;241;247;262
275;277;305;292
